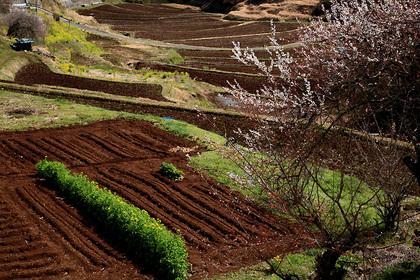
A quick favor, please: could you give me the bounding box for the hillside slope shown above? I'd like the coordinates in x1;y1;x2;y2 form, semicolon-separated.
171;0;322;20
62;0;322;20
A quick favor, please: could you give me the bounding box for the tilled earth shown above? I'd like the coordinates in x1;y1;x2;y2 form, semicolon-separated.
14;62;164;101
77;3;299;48
0;119;305;280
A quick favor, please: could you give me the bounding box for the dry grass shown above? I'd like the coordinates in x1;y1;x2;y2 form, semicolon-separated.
226;0;320;21
0;33;34;81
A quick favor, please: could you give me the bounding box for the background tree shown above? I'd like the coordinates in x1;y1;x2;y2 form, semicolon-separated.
1;7;47;41
0;0;11;14
218;0;419;278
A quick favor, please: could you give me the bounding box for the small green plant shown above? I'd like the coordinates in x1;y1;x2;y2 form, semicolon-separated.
159;162;184;180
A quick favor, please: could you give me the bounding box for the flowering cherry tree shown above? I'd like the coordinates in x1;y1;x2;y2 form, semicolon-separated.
221;0;419;278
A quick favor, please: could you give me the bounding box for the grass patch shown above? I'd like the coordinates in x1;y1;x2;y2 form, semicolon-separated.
206;262;279;280
190;150;245;190
370;259;420;280
0;91;128;131
0;34;35;80
189;142;379;227
267;249;319;279
150;116;226;144
206;249;319;280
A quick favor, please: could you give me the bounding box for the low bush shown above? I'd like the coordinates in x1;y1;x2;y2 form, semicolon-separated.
159;162;184;181
36;158;189;280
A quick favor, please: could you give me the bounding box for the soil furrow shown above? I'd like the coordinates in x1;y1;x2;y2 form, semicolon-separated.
168;182;268;237
16;185;113;267
107;167;240;244
97;130;145;156
96;170;211;244
54;137;105;164
95;168;217;244
0;148;20;175
0;240;49;254
0;263;69;280
0;139;29;172
0;119;302;279
32;138;83;165
9;139;47;165
122;168;253;243
79;134;132;159
1;249;59;264
40;137;92;165
0;257;56;273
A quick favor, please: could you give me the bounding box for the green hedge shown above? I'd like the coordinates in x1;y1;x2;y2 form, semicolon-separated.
36;158;189;280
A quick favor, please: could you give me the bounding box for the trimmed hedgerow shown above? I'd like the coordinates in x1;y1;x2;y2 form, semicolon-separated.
36;158;189;280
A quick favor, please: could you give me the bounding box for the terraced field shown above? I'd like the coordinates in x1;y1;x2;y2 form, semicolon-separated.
78;3;299;48
78;3;300;86
0;4;309;279
0;119;303;279
14;62;164;101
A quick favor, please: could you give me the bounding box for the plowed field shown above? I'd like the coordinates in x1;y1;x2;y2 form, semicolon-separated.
78;3;301;90
14;63;164;101
0;119;303;279
77;3;298;48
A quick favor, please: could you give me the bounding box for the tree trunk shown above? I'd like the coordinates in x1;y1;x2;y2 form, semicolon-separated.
403;155;420;188
315;249;346;280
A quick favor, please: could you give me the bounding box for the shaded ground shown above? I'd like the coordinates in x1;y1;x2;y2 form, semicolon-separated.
0;119;305;279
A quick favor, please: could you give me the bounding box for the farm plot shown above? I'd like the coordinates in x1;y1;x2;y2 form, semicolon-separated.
133;62;268;92
77;4;298;48
0;119;303;279
78;3;301;87
14;62;164;101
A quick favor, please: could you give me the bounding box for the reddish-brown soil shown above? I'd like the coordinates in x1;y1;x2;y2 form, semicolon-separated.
130;22;297;42
13;61;266;96
14;62;165;101
79;3;301;88
77;4;298;48
0;119;304;279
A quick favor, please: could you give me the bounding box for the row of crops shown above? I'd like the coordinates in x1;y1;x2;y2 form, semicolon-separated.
36;158;189;280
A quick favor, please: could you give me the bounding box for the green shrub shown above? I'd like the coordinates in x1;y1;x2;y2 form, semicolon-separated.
159;162;184;181
36;158;189;280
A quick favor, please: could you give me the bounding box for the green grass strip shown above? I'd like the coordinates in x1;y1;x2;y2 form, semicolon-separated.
36;158;189;280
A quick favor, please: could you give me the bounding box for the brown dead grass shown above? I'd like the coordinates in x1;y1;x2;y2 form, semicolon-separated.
227;0;320;21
